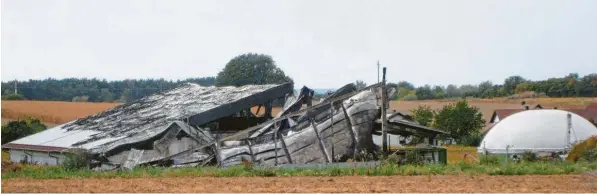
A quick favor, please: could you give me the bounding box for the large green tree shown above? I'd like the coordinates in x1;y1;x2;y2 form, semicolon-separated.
477;81;494;98
504;75;526;95
397;81;415;90
216;53;293;86
432;100;485;144
415;85;434;100
445;84;460;98
411;105;435;127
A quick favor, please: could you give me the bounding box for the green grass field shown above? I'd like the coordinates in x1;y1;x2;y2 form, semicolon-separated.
3;161;597;179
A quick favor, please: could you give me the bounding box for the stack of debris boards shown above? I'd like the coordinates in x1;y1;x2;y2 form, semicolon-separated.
216;83;383;167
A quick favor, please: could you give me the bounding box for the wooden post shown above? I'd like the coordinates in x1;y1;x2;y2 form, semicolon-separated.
265;102;272;118
381;67;388;155
245;139;256;163
329;101;335;162
214;141;222;167
274;129;278;166
277;131;293;164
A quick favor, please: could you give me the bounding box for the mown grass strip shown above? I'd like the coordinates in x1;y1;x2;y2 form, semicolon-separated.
3;162;597;179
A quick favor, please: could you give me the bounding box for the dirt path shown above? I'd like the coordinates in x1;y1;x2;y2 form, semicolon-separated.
3;175;597;193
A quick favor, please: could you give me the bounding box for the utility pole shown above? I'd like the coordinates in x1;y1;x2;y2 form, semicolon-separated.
377;61;380;84
381;67;388;155
14;79;17;94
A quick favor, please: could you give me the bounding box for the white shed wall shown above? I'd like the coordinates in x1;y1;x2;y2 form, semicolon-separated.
9;149;66;166
168;137;200;155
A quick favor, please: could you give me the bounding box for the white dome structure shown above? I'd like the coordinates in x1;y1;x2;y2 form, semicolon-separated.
479;109;597;154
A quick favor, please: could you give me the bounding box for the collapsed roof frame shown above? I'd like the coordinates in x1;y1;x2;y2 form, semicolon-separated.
163;83;384;161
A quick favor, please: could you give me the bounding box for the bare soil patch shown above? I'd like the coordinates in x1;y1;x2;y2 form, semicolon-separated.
3;175;597;193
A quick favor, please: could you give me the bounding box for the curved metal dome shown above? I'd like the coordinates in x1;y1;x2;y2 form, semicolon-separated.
478;109;597;154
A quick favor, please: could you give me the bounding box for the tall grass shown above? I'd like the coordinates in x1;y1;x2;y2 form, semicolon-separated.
3;161;596;179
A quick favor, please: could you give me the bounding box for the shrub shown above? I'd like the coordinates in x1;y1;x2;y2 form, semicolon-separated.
1;118;47;143
479;154;500;165
61;152;91;171
72;95;89;102
567;136;597;162
579;148;597;162
402;94;418;101
457;134;483;147
521;151;538;162
402;150;425;165
384;154;400;165
354;150;380;162
2;93;25;100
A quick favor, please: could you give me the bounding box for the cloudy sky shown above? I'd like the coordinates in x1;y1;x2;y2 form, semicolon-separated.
2;0;597;88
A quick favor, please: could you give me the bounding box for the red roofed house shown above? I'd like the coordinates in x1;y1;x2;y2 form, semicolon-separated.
490;103;597;125
484;103;597;135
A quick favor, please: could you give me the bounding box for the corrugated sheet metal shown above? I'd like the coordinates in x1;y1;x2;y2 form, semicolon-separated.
2;143;69;152
3;83;292;154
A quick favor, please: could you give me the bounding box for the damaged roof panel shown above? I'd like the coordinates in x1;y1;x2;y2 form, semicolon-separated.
4;83;293;154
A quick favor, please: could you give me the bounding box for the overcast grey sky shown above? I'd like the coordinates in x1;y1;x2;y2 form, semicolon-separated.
2;0;597;88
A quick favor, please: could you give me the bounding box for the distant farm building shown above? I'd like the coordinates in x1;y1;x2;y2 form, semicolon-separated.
479;109;597;154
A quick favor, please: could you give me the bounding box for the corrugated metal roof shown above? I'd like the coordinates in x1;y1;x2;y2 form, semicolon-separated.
2;143;69;152
4;83;292;153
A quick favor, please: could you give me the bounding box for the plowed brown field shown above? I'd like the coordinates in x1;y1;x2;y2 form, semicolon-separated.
1;101;120;124
2;97;594;127
3;175;597;193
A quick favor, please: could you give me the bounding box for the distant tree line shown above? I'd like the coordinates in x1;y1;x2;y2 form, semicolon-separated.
1;53;293;103
2;52;595;103
388;73;597;100
1;77;216;103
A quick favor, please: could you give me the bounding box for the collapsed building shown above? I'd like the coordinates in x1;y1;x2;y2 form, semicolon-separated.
3;80;449;169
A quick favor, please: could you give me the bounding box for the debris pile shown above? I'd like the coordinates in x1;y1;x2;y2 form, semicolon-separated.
3;79;449;170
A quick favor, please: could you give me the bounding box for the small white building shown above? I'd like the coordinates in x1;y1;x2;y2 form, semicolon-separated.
479;109;597;154
3;122;122;165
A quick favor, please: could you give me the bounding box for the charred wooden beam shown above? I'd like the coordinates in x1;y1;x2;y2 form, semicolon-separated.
341;103;358;158
329;101;335;162
245;139;256;163
274;130;278;166
310;119;331;163
277;131;293;164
